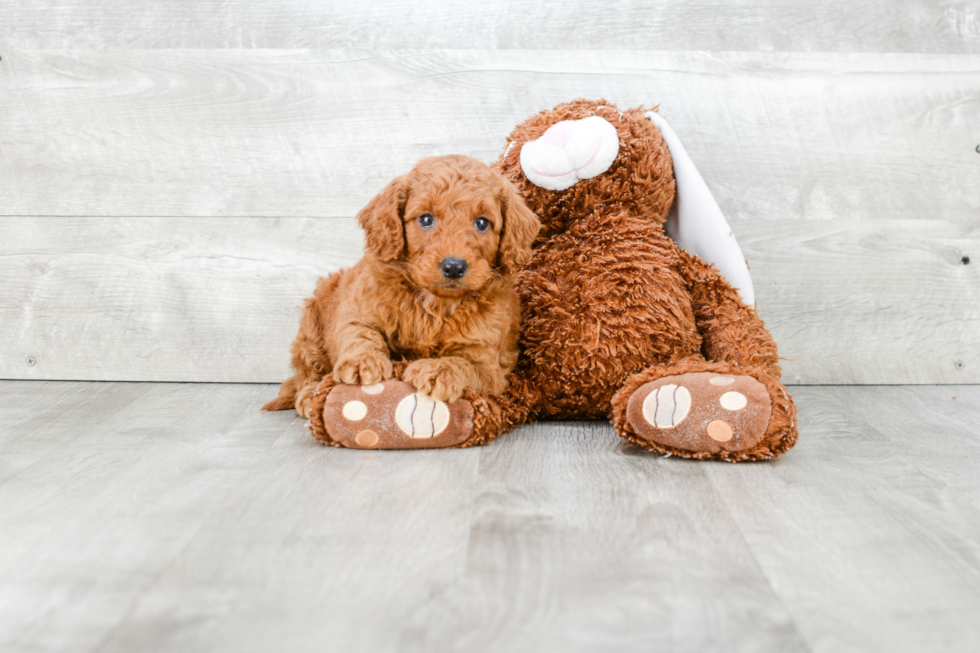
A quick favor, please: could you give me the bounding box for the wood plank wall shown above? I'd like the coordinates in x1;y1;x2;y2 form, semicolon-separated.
1;2;978;384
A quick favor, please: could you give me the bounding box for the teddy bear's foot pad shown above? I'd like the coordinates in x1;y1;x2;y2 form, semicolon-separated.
323;380;474;449
626;373;772;454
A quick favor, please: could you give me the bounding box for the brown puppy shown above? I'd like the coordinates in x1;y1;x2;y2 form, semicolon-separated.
263;154;540;417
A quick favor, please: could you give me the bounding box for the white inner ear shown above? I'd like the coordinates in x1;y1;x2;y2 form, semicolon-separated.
520;116;620;191
645;111;756;306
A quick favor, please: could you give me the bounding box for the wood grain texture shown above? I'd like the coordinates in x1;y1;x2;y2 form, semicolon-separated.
97;400;483;653
401;421;805;652
2;50;978;220
1;0;978;52
705;385;980;652
0;383;295;652
743;218;980;385
1;381;980;651
0;217;363;383
2;216;976;385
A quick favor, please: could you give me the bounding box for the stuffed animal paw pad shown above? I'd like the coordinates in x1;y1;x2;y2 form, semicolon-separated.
626;373;772;454
323;380;474;449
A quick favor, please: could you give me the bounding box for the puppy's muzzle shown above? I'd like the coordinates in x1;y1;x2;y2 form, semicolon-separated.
440;257;468;279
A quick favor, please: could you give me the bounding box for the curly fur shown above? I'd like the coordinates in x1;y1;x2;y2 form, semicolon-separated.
263;154;540;415
472;98;798;460
498;101;677;241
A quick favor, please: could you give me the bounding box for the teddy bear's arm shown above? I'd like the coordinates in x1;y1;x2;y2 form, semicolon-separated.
677;249;781;377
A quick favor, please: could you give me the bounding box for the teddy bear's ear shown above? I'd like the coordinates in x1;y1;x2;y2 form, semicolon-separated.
645;111;755;307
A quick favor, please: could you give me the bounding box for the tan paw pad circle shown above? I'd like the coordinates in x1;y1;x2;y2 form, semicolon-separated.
642;384;692;429
710;376;735;386
342;400;368;421
395;393;451;438
355;430;379;447
719;391;747;411
707;420;734;442
361;383;385;395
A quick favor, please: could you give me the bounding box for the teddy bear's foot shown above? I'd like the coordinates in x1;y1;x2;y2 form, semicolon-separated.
320;379;474;449
626;372;772;454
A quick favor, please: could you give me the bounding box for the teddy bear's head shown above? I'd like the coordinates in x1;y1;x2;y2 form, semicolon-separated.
494;98;676;240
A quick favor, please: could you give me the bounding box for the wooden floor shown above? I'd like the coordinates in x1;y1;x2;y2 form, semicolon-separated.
2;381;979;652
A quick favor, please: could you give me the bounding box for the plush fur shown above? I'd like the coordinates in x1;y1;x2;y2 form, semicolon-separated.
484;99;797;460
263;154;540;415
488;99;797;460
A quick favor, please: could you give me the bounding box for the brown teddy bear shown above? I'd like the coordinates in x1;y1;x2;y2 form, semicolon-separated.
306;99;797;462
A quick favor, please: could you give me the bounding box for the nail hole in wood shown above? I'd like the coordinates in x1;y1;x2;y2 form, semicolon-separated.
963;256;971;265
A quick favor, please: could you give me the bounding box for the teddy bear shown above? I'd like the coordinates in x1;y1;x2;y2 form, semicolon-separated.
305;99;797;462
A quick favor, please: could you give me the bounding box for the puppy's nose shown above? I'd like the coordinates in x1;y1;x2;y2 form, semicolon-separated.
440;257;468;279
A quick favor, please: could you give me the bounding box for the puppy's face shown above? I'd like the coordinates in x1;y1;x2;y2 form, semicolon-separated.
357;155;540;298
402;176;502;298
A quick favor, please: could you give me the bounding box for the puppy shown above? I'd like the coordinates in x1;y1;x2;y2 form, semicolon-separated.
263;155;540;417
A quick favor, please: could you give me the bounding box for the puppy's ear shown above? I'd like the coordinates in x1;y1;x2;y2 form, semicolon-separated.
497;180;541;276
357;175;409;263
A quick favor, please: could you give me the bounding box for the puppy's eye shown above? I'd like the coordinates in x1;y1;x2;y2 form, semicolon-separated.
418;213;435;228
474;217;491;232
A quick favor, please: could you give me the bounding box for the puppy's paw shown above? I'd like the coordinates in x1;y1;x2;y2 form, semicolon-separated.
333;352;393;386
294;382;319;419
403;359;466;403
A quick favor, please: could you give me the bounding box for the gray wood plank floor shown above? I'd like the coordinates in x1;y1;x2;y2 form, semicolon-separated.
1;381;979;652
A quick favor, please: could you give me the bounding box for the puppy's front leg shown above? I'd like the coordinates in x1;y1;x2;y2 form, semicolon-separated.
332;323;394;385
403;352;507;403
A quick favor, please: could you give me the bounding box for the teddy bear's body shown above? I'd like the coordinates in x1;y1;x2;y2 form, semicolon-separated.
511;209;699;419
303;99;798;461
